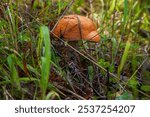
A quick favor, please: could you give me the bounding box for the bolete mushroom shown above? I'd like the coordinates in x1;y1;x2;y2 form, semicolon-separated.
51;15;100;82
51;14;100;43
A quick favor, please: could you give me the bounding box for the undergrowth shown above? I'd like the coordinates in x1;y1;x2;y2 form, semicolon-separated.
0;0;150;99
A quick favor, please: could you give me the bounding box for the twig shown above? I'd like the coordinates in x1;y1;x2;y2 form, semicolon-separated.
2;86;14;100
53;82;86;100
76;15;83;39
88;0;93;19
51;0;75;32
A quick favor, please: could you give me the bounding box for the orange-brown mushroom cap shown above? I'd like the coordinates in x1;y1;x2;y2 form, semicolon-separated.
52;15;100;42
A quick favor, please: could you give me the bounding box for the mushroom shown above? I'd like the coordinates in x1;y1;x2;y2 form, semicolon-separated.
51;15;100;80
50;15;100;92
51;14;100;43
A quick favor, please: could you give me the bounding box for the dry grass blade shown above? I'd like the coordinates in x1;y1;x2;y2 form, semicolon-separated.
53;82;86;100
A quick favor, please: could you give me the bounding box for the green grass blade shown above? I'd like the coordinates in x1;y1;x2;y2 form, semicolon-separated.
109;0;117;14
117;39;131;78
40;26;51;99
123;0;128;32
7;54;20;89
111;37;118;63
